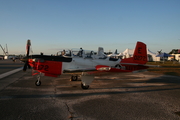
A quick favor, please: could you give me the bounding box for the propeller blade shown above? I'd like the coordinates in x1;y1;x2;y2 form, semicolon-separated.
23;39;31;71
23;61;28;71
26;40;31;57
27;62;31;69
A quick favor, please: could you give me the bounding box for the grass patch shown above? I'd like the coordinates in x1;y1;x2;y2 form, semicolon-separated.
147;61;180;76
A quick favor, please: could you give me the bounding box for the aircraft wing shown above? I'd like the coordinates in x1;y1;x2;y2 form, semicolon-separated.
63;62;159;74
96;65;132;72
121;63;159;67
63;68;96;73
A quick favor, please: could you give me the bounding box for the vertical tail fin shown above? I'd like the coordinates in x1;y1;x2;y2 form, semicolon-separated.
121;41;147;64
133;41;147;64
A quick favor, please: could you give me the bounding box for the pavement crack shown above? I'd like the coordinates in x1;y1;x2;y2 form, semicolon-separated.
51;79;57;94
64;102;74;120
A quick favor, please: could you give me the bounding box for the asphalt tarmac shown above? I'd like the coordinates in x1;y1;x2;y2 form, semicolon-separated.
0;60;180;120
0;59;24;74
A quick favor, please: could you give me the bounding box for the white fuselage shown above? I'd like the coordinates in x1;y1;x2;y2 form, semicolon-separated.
58;49;121;72
62;56;121;71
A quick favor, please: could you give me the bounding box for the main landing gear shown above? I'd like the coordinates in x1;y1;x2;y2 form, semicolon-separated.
81;83;89;89
71;75;78;81
80;74;94;90
71;75;90;89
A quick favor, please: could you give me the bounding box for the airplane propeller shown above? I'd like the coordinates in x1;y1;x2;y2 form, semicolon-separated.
23;40;31;71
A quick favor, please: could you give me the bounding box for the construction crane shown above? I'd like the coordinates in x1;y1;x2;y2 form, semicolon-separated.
0;44;9;59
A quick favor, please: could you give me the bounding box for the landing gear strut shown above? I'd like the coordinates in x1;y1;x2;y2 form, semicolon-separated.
35;74;41;86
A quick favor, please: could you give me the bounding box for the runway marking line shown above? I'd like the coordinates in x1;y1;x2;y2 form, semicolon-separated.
0;67;23;79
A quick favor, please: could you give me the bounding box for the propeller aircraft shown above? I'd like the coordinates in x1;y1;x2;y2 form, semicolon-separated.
23;40;149;89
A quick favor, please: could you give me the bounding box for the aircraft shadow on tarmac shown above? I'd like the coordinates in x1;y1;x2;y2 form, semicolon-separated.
0;74;180;99
146;76;180;84
0;87;180;100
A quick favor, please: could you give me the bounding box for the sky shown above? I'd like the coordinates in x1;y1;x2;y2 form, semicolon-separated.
0;0;180;55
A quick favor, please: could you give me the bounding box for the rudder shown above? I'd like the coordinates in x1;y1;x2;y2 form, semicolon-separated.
133;41;147;64
121;41;147;64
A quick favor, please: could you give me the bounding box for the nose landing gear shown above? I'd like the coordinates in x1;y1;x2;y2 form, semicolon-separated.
35;74;41;86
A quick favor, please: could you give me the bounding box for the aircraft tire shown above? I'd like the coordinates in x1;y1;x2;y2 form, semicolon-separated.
71;76;78;81
35;80;41;86
81;83;89;89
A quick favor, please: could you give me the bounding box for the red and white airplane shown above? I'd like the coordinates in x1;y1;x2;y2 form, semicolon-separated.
23;40;149;89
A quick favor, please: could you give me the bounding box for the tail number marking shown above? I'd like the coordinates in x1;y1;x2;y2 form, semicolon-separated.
38;65;49;71
134;55;146;61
